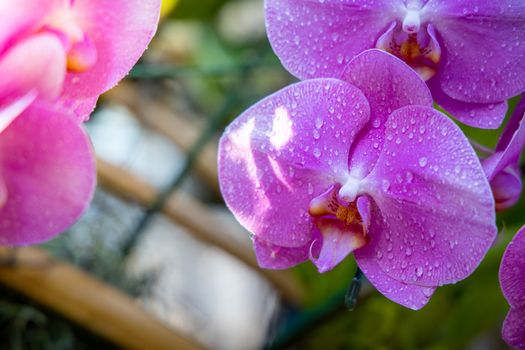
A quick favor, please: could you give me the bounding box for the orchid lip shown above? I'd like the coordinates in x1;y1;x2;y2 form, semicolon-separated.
375;21;441;81
307;183;369;273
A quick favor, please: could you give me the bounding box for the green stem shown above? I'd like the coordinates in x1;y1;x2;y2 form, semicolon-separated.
345;268;363;311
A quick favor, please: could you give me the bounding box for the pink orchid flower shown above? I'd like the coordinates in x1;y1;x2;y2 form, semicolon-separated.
219;50;497;309
500;226;525;349
0;0;160;246
483;96;525;211
265;0;525;129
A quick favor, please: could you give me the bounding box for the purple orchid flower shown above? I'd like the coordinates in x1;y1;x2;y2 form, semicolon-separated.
482;95;525;211
265;0;525;129
500;226;525;349
219;49;497;309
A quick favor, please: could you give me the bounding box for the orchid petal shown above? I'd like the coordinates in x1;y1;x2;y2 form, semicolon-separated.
480;99;525;210
430;81;508;129
342;49;433;176
0;92;37;134
491;168;522;211
0;0;60;53
483;113;525;181
0;177;6;209
498;95;525;152
500;226;525;309
312;219;367;273
265;0;402;79
356;239;436;310
254;235;319;270
57;95;99;122
428;0;525;103
60;0;161;120
500;227;525;349
503;307;525;350
219;79;370;248
0;102;96;245
362;105;496;287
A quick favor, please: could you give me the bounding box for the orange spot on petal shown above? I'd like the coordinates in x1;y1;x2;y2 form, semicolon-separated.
67;36;97;73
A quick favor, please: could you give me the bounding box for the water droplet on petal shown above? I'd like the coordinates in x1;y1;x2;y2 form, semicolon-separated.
416;267;424;278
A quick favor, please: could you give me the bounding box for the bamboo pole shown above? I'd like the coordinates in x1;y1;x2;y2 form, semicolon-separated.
103;83;219;193
0;247;205;350
96;158;304;304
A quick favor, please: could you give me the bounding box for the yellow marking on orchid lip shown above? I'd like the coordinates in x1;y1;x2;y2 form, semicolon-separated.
427;50;441;64
308;197;332;217
336;205;358;225
67;55;92;73
308;186;339;217
400;40;421;60
414;66;437;81
66;36;97;73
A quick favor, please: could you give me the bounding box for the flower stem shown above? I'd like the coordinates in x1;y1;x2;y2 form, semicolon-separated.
345;267;363;311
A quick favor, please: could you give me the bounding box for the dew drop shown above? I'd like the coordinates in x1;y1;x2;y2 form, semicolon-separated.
405;171;414;182
307;182;314;195
416;267;424;278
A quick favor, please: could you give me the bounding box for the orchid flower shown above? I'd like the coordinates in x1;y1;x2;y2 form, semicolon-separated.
265;0;525;129
483;96;525;211
0;0;160;245
500;226;525;349
219;49;497;309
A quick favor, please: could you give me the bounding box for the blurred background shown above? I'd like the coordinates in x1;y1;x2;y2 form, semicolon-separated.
0;0;523;349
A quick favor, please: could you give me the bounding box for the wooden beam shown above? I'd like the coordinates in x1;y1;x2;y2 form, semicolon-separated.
0;247;205;350
96;158;304;304
103;83;219;193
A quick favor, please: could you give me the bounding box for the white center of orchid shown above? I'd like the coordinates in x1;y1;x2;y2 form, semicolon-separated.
339;177;363;203
402;9;421;34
